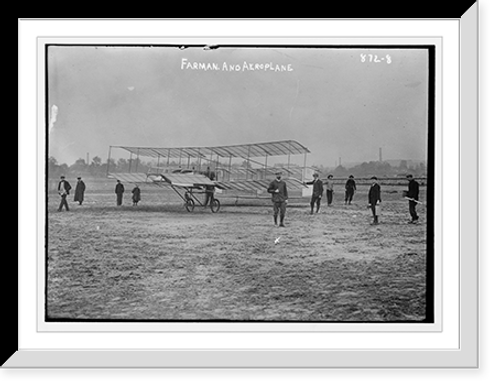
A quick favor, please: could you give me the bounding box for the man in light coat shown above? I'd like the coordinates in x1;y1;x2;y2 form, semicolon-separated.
325;174;335;206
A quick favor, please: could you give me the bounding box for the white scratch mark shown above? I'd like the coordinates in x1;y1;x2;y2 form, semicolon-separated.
49;105;58;134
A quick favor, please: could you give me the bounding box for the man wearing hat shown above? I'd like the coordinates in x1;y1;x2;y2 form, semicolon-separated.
305;172;324;214
57;175;72;212
203;166;216;207
368;176;381;224
267;171;288;227
344;175;357;205
325;174;335;207
74;177;86;205
406;174;420;223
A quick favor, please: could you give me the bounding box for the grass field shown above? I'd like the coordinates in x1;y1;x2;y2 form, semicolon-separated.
46;180;429;322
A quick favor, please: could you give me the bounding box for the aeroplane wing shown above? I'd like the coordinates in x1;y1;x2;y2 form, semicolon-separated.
159;172;215;188
108;171;306;195
116;140;310;160
108;172;153;184
108;171;215;188
215;177;307;194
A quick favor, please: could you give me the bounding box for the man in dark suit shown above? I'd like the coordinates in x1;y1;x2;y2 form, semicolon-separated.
203;166;216;207
73;177;86;205
115;180;125;206
267;171;288;227
305;172;324;214
57;175;72;212
344;175;357;205
368;176;381;225
406;174;420;223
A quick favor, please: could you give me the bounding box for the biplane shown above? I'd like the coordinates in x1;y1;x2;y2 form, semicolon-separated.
106;140;312;212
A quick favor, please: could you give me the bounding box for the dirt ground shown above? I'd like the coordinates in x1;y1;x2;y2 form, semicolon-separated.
46;183;429;322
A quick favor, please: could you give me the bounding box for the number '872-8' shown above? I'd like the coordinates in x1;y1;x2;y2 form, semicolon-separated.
360;54;392;64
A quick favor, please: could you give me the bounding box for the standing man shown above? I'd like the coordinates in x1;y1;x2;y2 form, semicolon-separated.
368;176;381;225
345;175;356;205
73;177;86;205
204;166;216;181
267;171;288;227
57;175;72;212
325;174;335;207
305;172;324;214
406;174;420;224
115;180;125;206
203;166;216;207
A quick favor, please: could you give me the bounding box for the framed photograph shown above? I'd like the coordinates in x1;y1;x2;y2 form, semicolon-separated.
11;10;478;368
44;41;437;328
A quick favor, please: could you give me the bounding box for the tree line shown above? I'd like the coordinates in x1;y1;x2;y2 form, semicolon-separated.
47;156;152;179
316;160;427;179
48;156;236;178
48;156;427;179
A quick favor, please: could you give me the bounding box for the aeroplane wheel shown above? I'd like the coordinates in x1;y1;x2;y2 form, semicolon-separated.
210;198;221;213
185;199;195;212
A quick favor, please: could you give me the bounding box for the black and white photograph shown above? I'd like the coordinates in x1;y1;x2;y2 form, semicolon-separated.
45;43;434;323
11;7;492;387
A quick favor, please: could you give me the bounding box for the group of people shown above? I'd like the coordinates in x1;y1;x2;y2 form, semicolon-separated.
114;180;142;206
56;176;141;211
267;172;420;227
309;174;357;211
58;172;421;226
57;166;219;212
367;174;420;225
57;176;86;212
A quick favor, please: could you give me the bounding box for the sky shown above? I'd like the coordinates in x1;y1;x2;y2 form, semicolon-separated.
47;45;430;167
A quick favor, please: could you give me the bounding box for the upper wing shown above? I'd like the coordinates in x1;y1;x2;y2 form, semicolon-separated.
115;140;310;160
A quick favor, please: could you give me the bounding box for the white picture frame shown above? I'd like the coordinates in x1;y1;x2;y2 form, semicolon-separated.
11;9;479;368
